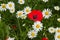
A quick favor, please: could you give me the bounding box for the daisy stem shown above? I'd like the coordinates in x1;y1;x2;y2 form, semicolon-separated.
5;25;10;37
17;18;22;39
13;29;18;40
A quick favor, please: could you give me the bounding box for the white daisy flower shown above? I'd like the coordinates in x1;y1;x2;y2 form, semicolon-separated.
57;18;60;22
42;0;48;2
48;27;55;33
20;14;27;19
10;8;15;13
6;2;15;10
1;3;6;11
6;37;15;40
55;33;60;40
24;6;31;14
55;27;60;33
27;30;37;39
42;9;52;19
18;0;25;4
16;10;24;18
54;6;60;11
32;21;43;31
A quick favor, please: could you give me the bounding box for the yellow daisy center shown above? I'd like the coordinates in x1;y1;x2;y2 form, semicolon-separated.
57;29;60;33
18;12;23;16
36;24;40;28
2;4;6;8
31;32;35;37
20;0;22;3
51;29;53;31
45;11;49;15
26;9;30;13
9;4;12;7
57;35;60;39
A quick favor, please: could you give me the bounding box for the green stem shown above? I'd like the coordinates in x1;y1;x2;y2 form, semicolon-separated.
6;25;10;37
17;18;22;32
15;35;18;40
13;30;18;40
17;18;22;40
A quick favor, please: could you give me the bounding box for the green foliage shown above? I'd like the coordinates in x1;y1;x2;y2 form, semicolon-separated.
0;0;60;40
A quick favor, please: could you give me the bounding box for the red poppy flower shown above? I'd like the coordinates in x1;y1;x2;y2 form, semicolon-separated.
28;10;43;21
42;37;48;40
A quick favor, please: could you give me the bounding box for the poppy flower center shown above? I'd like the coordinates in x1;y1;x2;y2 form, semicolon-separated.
33;15;37;19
